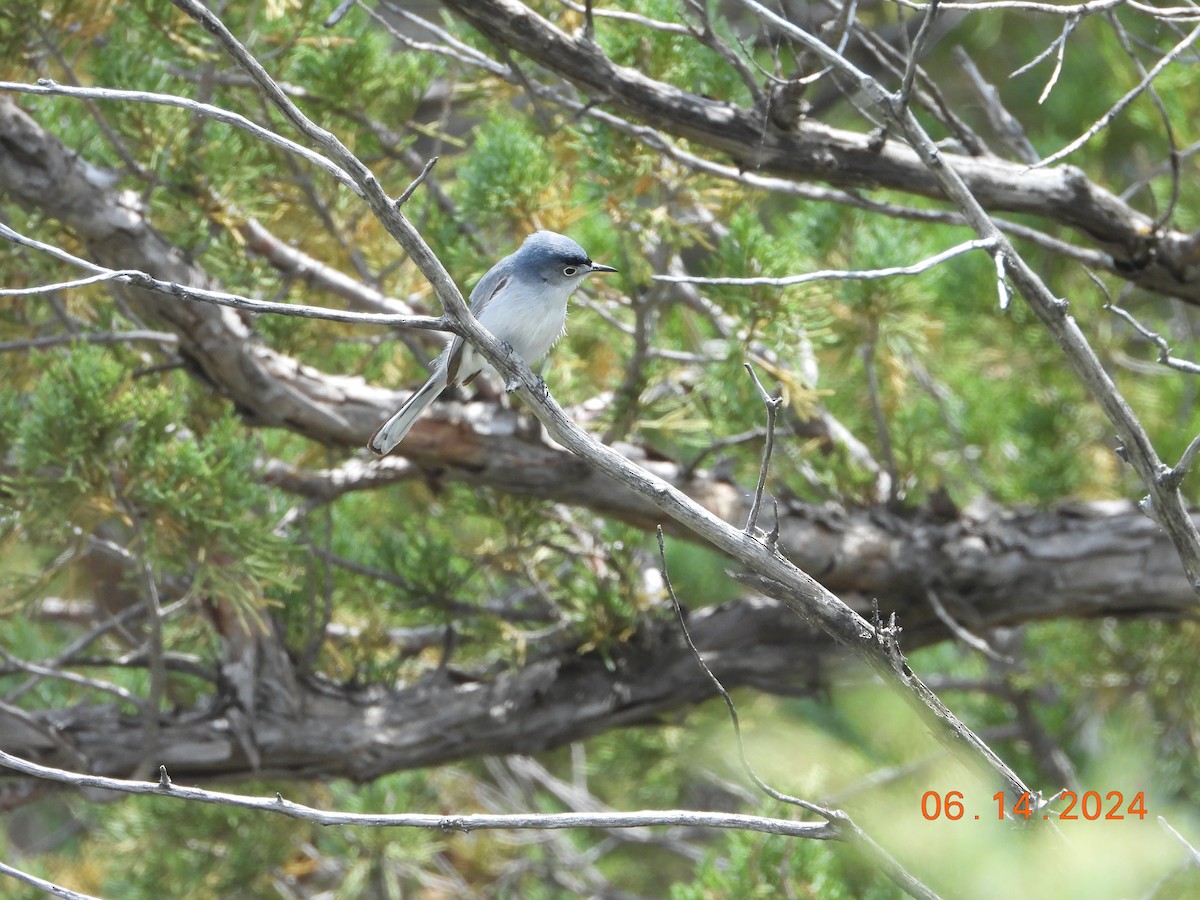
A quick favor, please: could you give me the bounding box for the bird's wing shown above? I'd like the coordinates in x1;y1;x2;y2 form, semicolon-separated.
444;335;468;384
445;265;512;384
469;268;511;316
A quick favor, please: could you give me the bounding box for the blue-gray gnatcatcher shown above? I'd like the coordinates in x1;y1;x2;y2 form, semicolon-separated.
368;231;616;455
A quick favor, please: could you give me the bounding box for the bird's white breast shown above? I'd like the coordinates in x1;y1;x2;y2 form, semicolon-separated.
476;278;572;364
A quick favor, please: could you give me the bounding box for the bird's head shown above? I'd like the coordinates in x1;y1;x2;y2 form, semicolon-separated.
517;231;617;287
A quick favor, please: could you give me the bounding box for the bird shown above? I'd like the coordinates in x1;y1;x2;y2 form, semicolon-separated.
368;231;617;456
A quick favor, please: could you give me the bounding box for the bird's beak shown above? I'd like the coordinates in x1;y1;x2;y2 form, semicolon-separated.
589;263;618;274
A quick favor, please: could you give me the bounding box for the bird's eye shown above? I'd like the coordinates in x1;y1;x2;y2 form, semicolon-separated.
562;266;578;277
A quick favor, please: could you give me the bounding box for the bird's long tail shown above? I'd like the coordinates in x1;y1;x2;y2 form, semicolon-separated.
367;368;448;455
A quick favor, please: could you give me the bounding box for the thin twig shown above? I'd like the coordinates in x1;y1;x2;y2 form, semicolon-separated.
682;0;767;107
925;589;1011;663
1033;21;1200;168
31;22;152;183
1159;816;1200;867
1098;282;1200;377
557;0;692;35
0;330;177;353
655;530;827;816
134;545;167;780
897;0;941;111
1120;138;1200;203
655;239;995;287
0;271;146;297
655;528;942;900
0;747;836;839
237;217;422;317
1171;433;1200;486
1008;16;1073;80
0;223;445;331
0;700;89;770
583;0;596;42
6;594;190;705
1105;11;1181;229
743;365;783;542
1037;15;1076;104
833;6;986;154
394;155;438;206
888;0;1123;15
0;857;102;900
0;79;361;195
0;647;147;712
954;47;1039;164
324;0;357;28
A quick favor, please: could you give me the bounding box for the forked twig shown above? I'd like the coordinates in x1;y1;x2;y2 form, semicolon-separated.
744;364;782;541
655;527;942;900
656;526;823;815
395;156;438;206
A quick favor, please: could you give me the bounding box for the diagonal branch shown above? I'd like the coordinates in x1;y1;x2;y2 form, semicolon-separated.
437;0;1200;305
732;0;1200;593
1033;21;1200;169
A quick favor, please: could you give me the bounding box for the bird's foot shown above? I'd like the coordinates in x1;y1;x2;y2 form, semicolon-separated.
504;374;548;397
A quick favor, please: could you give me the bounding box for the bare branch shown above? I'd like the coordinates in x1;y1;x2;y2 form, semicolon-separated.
557;0;692;35
888;0;1122;15
1172;433;1200;485
897;0;941;112
1105;10;1182;228
0;749;837;840
653;239;995;287
0;222;445;331
0;647;147;713
0;329;177;353
926;590;1011;663
324;0;357;28
0;856;101;900
1034;22;1200;168
0;79;360;195
658;529;825;815
733;0;1200;591
1102;297;1200;376
236;218;422;317
1159;816;1200;867
655;529;941;899
743;365;783;541
1037;16;1075;105
394;155;439;206
954;47;1039;164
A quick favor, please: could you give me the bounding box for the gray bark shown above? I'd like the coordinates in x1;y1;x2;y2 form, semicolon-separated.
2;499;1191;781
439;0;1200;305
